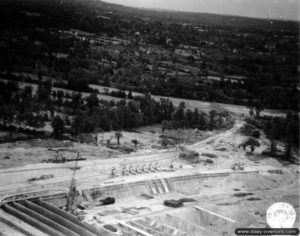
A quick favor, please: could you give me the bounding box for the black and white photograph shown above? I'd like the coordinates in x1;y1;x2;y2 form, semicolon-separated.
0;0;299;235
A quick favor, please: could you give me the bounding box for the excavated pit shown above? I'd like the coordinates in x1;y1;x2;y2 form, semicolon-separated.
0;170;260;236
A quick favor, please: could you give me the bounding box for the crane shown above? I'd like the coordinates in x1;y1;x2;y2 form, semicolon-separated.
66;152;80;214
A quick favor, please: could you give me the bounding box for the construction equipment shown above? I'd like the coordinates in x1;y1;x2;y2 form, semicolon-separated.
111;167;120;177
164;199;183;208
43;151;86;163
28;174;54;182
66;152;80;214
231;162;244;171
99;197;115;205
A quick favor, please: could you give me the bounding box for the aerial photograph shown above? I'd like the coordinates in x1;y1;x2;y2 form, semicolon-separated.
0;0;299;235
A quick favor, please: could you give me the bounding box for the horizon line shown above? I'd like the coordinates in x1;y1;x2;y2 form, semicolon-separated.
101;0;300;23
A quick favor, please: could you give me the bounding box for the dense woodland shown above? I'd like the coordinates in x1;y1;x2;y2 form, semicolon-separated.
0;80;233;137
0;0;298;110
0;0;298;155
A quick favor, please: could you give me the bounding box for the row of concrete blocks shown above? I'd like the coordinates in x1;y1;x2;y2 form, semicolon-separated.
2;200;101;236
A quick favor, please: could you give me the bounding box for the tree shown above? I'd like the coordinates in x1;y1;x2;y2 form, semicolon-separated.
193;108;200;126
161;120;169;133
103;75;110;87
115;132;123;145
239;138;260;153
185;109;193;128
284;116;295;161
126;101;143;128
22;86;33;100
86;93;99;114
56;90;64;111
160;98;174;120
51;116;65;139
22;113;45;129
65;116;71;126
71;112;95;136
71;113;84;135
37;80;52;102
271;138;277;153
209;110;217;130
248;100;264;118
127;91;133;99
269;123;277;153
198;112;207;130
249;107;255;117
284;143;292;161
52;90;57;100
131;139;139;150
252;130;261;139
71;93;82;113
2;105;14;138
254;100;264;118
200;61;208;79
173;102;185;121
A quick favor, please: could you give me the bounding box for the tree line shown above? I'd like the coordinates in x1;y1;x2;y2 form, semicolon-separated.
69;94;234;136
240;114;299;161
0;80;234;140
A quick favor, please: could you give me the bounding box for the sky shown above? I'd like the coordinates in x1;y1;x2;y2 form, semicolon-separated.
103;0;299;21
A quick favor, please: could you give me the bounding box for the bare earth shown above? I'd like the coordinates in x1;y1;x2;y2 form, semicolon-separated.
0;121;298;231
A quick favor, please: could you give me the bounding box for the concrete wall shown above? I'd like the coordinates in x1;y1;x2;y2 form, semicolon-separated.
91;182;150;200
117;222;152;236
194;206;236;233
170;176;226;195
132;217;187;236
154;214;210;236
167;206;236;235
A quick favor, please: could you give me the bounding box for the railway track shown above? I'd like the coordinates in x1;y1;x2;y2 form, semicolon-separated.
0;216;35;236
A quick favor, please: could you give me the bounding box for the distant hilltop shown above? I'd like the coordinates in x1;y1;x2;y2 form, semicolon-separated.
103;0;300;22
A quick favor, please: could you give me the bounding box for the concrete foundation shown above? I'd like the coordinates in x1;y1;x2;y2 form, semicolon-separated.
154;213;212;236
194;206;236;230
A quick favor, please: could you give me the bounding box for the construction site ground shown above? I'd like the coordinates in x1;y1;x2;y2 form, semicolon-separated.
0;121;299;234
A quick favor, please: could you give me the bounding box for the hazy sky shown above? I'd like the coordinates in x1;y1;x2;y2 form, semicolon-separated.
103;0;299;21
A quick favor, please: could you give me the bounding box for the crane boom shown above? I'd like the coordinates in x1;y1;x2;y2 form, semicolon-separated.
67;152;80;213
